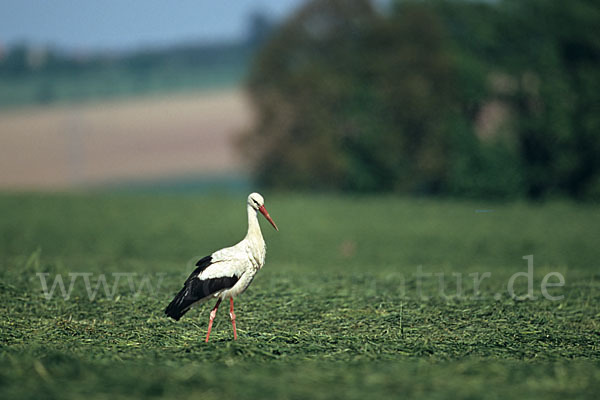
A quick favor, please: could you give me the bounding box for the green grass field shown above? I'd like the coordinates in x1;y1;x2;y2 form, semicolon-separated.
1;193;599;399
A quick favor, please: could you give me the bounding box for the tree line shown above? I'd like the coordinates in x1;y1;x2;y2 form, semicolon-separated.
242;0;600;200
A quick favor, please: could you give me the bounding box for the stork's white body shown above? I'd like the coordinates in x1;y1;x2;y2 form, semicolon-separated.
164;193;278;341
197;203;267;301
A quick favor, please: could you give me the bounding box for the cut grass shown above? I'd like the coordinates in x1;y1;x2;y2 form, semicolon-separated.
1;193;599;398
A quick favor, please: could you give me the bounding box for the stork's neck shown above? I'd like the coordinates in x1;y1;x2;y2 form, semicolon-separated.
245;204;263;241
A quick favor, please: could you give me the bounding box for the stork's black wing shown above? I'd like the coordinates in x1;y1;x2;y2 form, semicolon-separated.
164;255;239;321
184;255;213;283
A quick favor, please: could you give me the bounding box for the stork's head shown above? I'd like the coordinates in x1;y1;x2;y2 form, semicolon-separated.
248;192;278;231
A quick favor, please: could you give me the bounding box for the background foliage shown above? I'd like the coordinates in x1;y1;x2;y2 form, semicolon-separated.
243;0;600;200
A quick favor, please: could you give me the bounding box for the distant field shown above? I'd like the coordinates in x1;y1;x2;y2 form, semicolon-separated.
0;89;252;189
1;193;599;399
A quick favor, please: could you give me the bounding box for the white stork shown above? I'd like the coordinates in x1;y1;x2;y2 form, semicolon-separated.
165;192;278;342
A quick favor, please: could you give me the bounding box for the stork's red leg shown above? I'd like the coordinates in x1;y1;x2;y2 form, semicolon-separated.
229;297;237;340
205;298;222;342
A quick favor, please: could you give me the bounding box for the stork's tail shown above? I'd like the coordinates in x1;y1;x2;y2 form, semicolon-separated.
164;287;190;321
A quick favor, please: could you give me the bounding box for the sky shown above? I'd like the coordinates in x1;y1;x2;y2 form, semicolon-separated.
0;0;307;52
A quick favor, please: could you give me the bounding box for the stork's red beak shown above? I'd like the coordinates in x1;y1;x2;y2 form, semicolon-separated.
258;205;278;231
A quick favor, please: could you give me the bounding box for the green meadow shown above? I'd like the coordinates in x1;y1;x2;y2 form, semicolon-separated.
1;193;599;399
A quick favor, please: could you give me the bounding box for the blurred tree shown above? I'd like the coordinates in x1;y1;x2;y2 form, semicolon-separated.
244;0;380;190
243;0;600;199
501;0;600;199
244;0;459;193
247;11;276;48
0;44;29;75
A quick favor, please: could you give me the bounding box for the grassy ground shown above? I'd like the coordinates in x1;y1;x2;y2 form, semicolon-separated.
0;193;599;399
